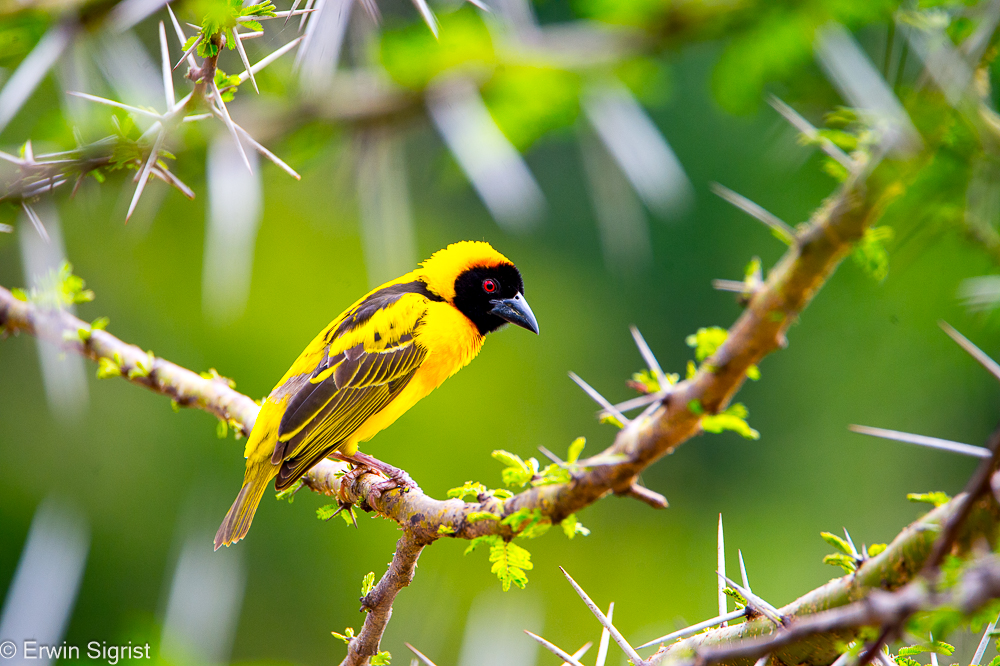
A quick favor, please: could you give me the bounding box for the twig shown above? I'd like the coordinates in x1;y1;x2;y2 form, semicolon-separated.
0;285;258;434
341;532;426;666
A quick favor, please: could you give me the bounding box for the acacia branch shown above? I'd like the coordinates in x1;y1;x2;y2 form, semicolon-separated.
686;553;1000;666
0;157;891;665
649;478;1000;666
0;287;258;435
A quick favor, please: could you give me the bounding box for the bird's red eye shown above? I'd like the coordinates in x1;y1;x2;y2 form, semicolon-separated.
482;279;498;294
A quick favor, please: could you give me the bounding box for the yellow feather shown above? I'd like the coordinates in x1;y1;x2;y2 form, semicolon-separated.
216;240;520;549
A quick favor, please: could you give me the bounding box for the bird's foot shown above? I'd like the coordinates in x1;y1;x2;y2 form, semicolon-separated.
332;451;421;497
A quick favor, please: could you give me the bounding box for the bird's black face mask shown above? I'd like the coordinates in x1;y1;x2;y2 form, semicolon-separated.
452;264;539;336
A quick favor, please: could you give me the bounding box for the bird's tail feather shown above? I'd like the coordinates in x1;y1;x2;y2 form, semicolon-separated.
215;465;274;550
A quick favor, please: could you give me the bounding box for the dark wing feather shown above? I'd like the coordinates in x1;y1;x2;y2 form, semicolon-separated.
272;340;426;490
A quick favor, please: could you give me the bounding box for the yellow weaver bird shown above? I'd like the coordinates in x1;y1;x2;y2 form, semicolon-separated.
215;241;538;549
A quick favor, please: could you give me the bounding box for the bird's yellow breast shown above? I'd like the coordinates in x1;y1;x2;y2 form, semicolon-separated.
342;301;484;451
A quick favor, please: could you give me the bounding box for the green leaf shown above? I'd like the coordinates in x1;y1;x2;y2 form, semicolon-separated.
11;288;27;301
492;450;537;487
317;504;340;520
686;326;728;362
688;399;703;414
370;651;391;665
987;655;1000;666
897;641;954;656
820;531;854;555
489;539;532;591
97;356;122;379
331;627;355;644
566;437;586;464
437;524;456;534
468;511;500;523
91;316;109;331
533;463;570;486
852;226;893;282
867;543;887;557
464;534;500;555
823;553;858;574
216;419;228;438
276;479;303;502
501;508;551;539
907;491;951;507
561;514;591;539
723;586;747;607
361;572;376;596
746;364;761;381
701;403;760;439
380;8;494;90
895;656;920;666
448;481;487;500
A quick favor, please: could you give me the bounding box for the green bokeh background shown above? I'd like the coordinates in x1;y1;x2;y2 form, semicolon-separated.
2;13;1000;666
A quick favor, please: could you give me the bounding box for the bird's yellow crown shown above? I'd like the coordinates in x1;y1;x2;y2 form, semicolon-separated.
419;241;513;302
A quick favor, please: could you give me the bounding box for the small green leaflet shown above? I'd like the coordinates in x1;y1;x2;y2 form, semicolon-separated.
907;491;951;507
823;553;857;574
820;531;854;555
361;572;376;597
370;652;391;665
561;514;590;539
701;403;759;439
489;539;533;591
567;437;585;463
686;326;728;362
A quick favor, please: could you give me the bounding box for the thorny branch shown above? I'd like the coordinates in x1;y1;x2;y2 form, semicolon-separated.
650;447;1000;666
1;145;892;665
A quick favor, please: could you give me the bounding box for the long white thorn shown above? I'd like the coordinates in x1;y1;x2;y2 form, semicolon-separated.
718;572;783;625
562;642;593;666
568;372;630;426
711;182;796;245
739;550;751;592
769;95;855;169
596;602;613;666
126;130;165;222
718;514;728;624
849;425;991;459
630;325;666;386
158;22;175;109
636;609;747;649
232;28;259;93
410;0;439;37
971;612;1000;666
67;92;162;119
559;568;645;666
298;0;314;32
21;202;49;242
208;106;299;179
404;644;438;666
284;0;302;25
939;321;1000;383
237;36;303;85
211;83;252;174
524;632;587;666
240;9;314;21
173;34;201;71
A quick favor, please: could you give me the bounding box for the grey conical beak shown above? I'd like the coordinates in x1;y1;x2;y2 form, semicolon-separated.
489;292;539;334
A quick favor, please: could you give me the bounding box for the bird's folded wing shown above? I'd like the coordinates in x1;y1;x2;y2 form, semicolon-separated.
271;336;426;488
